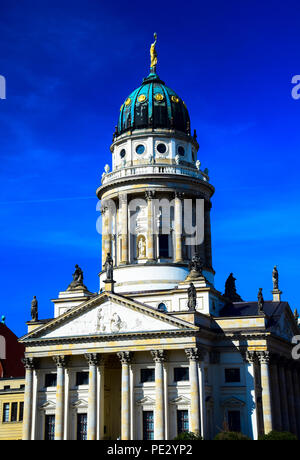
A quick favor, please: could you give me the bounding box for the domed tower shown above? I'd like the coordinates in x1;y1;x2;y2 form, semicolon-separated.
97;36;215;293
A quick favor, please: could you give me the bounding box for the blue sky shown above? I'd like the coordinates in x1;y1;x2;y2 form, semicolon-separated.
0;0;299;337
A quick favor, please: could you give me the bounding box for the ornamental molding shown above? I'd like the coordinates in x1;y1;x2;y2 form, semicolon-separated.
136;396;155;406
221;397;246;408
20;291;198;343
170;395;191;406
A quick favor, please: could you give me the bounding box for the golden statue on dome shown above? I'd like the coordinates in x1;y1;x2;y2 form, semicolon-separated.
150;33;158;72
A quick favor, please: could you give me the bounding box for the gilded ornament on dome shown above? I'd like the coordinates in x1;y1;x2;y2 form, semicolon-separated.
154;93;164;101
125;98;131;107
171;96;179;103
138;94;146;103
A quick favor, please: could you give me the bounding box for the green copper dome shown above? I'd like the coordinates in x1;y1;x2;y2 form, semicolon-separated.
116;72;191;137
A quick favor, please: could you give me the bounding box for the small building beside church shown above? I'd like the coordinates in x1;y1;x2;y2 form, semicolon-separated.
19;38;299;441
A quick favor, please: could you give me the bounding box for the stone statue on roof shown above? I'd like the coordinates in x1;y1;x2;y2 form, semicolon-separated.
258;288;265;315
224;273;243;302
272;265;279;291
67;265;87;291
187;283;197;311
31;296;38;322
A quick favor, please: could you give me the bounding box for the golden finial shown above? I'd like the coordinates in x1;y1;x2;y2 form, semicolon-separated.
150;33;158;73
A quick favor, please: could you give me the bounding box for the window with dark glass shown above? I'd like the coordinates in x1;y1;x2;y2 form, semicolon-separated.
159;234;169;258
2;403;9;422
45;414;55;440
45;373;57;388
225;368;240;383
158;303;167;312
136;144;145;155
77;413;88;440
157;143;167;154
19;402;24;422
228;410;241;432
143;411;154;440
76;372;89;386
178;146;185;156
174;367;189;382
141;368;155;383
11;402;18;422
120;149;126;159
177;410;189;434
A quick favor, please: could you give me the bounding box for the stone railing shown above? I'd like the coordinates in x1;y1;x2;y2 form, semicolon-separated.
101;164;209;185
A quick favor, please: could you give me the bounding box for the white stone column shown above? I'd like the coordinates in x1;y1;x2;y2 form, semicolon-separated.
286;362;297;435
145;191;156;262
269;356;282;432
292;365;300;438
22;357;36;440
102;205;112;269
185;349;201;436
119;195;128;265
257;351;273;434
85;353;100;440
198;355;206;439
151;350;166;440
174;192;184;263
64;369;70;440
53;355;68;440
97;361;105;440
244;351;259;439
117;351;133;440
278;358;290;431
163;362;169;440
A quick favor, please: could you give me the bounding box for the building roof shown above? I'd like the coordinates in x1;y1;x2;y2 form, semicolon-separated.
117;72;191;137
219;301;289;318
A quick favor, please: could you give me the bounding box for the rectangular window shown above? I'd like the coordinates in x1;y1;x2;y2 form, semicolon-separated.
225;368;240;383
141;368;155;383
177;410;189;434
143;411;154;440
2;403;9;422
45;414;55;440
45;373;57;388
174;367;189;382
77;414;88;440
159;234;169;258
228;410;241;432
11;402;18;422
19;402;24;422
76;372;89;386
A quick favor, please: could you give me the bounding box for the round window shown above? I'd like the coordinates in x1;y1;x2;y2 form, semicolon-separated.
120;149;126;159
178;146;185;156
136;144;145;155
157;143;167;154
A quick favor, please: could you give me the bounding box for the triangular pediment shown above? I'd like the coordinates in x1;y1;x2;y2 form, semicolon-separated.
20;292;197;342
269;303;299;341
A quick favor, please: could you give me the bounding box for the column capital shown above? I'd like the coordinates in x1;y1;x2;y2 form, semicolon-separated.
22;357;38;370
256;351;271;364
174;191;184;200
145;190;156;201
185;347;205;362
117;351;133;364
242;350;258;364
85;353;102;366
150;349;166;363
53;355;68;368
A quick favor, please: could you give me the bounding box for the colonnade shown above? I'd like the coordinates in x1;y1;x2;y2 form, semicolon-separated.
22;348;206;440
